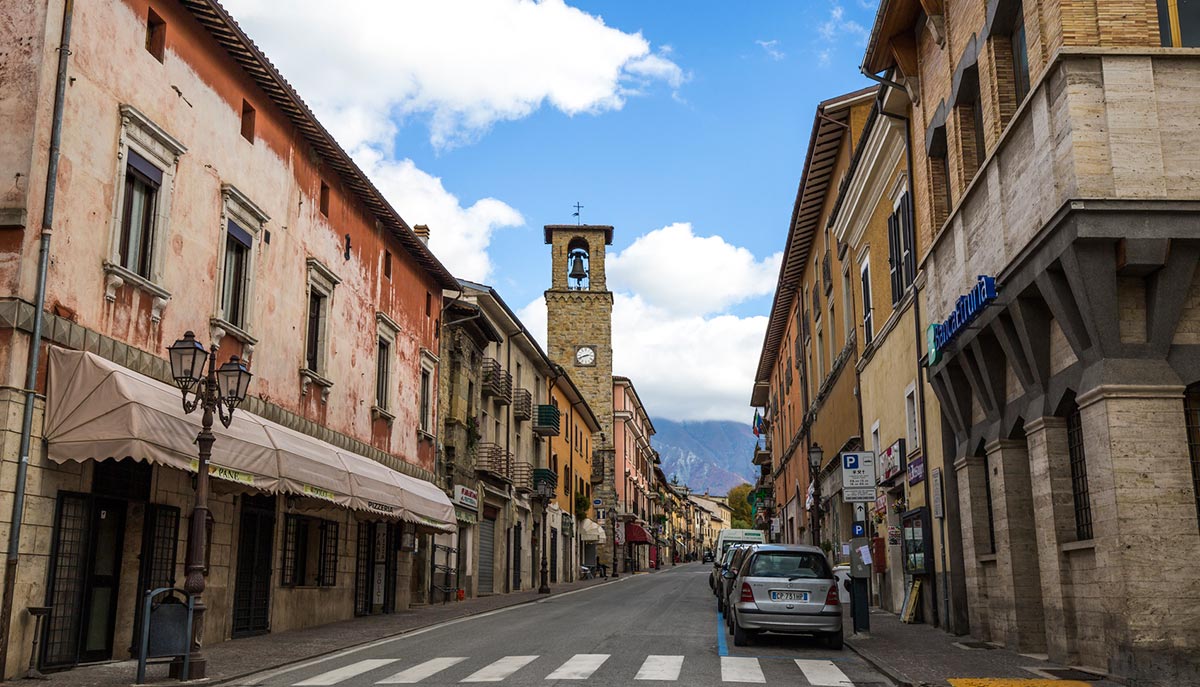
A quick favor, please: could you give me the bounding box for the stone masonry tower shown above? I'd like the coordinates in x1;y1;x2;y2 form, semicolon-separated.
544;224;616;565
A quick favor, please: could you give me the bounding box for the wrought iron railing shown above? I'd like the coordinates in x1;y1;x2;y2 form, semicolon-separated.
475;442;511;481
512;388;532;421
511;461;533;493
481;358;512;404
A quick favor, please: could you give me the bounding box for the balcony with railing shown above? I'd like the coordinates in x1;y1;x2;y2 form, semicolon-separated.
753;445;772;466
475;442;511;482
511;461;533;493
532;404;560;436
481;358;512;404
512;388;532;422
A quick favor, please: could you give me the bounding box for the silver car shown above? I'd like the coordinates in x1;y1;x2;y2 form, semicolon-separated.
725;544;843;649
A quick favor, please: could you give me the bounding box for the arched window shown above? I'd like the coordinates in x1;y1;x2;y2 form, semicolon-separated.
566;237;590;290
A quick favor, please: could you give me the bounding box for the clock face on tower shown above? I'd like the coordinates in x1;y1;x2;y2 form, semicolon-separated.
575;346;596;366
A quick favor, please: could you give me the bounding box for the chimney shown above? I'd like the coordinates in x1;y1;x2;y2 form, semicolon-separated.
413;224;430;245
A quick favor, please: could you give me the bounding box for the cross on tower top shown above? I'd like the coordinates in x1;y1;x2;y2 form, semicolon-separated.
572;202;584;225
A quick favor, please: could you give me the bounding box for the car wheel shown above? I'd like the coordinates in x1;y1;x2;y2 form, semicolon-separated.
824;631;844;650
732;616;752;647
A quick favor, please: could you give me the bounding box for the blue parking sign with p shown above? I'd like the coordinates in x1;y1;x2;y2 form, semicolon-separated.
844;454;859;470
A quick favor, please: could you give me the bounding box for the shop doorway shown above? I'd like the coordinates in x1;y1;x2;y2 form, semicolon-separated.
355;521;396;615
232;494;275;637
550;528;558;583
478;517;496;594
43;494;128;668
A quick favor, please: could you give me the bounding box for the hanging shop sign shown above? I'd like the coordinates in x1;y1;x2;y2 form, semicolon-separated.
878;439;906;484
841;452;877;503
931;468;945;519
908;455;926;486
453;484;479;509
928;275;998;365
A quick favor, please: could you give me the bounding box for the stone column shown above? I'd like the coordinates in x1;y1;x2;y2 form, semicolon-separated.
1076;385;1200;682
1024;416;1078;664
985;438;1046;652
953;450;993;640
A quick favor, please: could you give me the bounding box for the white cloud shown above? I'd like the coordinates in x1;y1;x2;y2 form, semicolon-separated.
520;223;779;422
818;4;868;46
223;0;685;151
353;150;523;282
755;39;785;61
607;223;781;317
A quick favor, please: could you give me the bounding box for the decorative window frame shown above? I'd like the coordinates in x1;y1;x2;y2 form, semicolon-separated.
301;258;341;400
210;184;268;355
418;348;439;441
103;104;186;321
860;252;874;346
372;312;402;422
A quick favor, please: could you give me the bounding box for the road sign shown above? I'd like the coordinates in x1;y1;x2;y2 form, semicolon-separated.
592;498;603;506
841;452;876;503
852;521;867;538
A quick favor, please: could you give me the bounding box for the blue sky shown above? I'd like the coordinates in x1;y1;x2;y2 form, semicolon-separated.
225;0;879;422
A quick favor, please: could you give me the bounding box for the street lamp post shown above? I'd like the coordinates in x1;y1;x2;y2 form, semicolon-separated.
167;331;252;680
535;477;553;594
808;442;824;550
609;509;620;579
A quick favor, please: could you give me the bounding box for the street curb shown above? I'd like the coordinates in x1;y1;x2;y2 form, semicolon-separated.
846;638;919;687
212;577;625;686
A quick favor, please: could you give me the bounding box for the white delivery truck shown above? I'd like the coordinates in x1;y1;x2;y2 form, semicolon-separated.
714;528;766;556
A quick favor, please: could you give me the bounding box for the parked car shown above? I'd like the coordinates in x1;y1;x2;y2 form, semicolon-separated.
710;544;739;592
725;544;843;649
716;543;756;615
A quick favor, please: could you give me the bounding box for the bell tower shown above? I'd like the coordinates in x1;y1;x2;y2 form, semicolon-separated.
544;224;616;558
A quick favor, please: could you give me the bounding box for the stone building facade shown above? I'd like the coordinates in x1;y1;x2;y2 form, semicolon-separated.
863;0;1200;683
0;0;458;678
544;225;617;568
456;281;555;596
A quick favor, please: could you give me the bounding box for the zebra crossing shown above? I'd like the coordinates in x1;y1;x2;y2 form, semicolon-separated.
292;654;860;685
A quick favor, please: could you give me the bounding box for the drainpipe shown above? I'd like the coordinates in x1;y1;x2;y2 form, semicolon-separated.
876;71;945;629
0;0;74;677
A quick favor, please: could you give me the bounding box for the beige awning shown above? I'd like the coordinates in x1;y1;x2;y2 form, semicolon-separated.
44;347;454;531
580;518;606;543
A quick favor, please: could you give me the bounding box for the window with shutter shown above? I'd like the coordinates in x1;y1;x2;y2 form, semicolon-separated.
888;212;902;305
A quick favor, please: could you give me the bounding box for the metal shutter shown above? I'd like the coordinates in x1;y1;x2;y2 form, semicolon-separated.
478;517;496;594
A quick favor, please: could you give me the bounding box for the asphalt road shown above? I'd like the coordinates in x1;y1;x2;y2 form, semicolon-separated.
235;563;892;687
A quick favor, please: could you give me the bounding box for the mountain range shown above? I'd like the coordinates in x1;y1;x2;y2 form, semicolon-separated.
651;418;758;496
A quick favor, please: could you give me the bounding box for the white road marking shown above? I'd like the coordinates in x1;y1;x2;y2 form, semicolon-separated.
545;654;610;680
634;655;684;681
794;659;853;686
295;659;398;686
720;657;765;683
461;656;539;682
377;657;467;684
239;581;623;685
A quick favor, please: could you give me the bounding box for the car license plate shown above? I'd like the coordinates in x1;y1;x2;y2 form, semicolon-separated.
769;591;809;602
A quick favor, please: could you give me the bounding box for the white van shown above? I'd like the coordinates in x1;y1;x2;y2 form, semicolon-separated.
715;528;766;556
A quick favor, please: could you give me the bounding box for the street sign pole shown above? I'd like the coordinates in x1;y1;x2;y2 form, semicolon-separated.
841;454;876;635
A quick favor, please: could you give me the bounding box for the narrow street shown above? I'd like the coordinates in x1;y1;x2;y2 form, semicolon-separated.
234;564;889;687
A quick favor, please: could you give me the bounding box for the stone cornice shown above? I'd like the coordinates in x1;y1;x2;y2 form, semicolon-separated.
1077;384;1187;409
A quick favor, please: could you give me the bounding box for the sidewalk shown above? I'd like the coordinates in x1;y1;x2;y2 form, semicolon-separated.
845;608;1123;687
51;575;615;687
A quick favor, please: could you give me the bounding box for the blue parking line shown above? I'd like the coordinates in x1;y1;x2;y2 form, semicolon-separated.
716;609;729;656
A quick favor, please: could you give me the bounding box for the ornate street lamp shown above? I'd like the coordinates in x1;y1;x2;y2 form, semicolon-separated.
167;331;251;679
808;442;824;549
533;469;555;594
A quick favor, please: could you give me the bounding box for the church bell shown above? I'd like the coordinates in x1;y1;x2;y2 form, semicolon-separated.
569;253;587;282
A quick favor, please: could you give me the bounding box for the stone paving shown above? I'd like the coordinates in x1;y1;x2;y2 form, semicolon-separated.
845;608;1123;687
